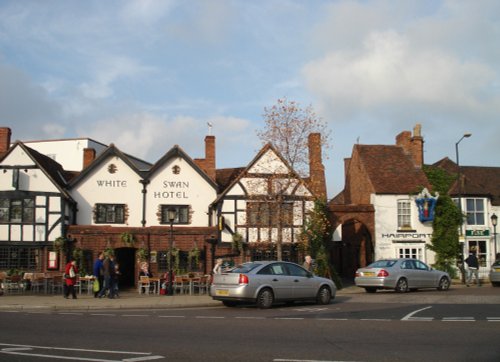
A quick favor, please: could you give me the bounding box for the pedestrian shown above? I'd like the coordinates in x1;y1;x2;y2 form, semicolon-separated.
93;252;104;298
465;251;481;287
303;255;314;272
98;254;115;298
64;258;78;299
213;258;223;274
112;258;120;298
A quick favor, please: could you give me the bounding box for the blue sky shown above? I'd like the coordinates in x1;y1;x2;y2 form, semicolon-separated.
1;0;499;197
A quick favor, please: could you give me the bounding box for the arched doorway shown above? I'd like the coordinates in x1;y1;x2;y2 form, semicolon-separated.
114;247;136;289
336;219;374;278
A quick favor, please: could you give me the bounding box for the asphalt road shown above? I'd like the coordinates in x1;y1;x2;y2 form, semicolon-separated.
1;287;499;362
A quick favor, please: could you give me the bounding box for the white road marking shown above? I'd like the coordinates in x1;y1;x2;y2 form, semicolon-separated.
90;313;116;316
234;316;266;319
401;306;432;321
158;315;185;318
59;313;84;315
274;317;304;320
487;317;500;322
316;318;348;321
0;342;164;361
442;317;475;322
195;316;225;319
122;315;149;317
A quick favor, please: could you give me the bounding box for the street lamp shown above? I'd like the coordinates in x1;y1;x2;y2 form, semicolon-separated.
455;133;471;283
491;213;498;261
167;208;177;296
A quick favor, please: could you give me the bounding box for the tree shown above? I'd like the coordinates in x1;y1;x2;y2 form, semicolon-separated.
424;166;463;278
257;98;331;176
254;98;331;261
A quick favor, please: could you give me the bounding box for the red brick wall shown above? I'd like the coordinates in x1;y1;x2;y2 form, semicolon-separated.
0;127;11;154
308;133;326;200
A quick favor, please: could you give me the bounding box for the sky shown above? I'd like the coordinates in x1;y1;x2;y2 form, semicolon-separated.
1;0;499;197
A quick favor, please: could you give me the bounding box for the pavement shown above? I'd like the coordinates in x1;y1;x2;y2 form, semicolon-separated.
0;280;497;311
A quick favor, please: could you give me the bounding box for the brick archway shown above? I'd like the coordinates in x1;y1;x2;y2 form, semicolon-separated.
328;204;375;277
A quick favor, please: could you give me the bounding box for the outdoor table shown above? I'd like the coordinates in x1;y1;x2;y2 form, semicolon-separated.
78;276;95;295
149;277;161;294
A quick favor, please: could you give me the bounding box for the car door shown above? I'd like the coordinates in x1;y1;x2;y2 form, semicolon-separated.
413;260;434;287
285;263;316;299
257;263;291;300
400;259;419;288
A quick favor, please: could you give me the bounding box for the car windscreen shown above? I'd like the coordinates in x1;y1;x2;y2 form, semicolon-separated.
369;260;397;268
231;262;262;273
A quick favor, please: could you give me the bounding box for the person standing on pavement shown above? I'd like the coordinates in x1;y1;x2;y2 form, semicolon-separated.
303;255;314;272
465;251;481;287
64;258;78;299
93;252;104;298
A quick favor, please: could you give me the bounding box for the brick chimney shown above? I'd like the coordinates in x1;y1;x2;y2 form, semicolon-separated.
204;135;216;181
83;148;96;169
308;133;326;200
0;127;12;154
396;124;424;168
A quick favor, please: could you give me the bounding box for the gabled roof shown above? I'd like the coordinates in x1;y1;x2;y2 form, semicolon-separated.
213;143;314;204
355;144;431;194
147;145;218;189
216;167;245;192
1;142;74;200
68;144;145;188
450;166;500;206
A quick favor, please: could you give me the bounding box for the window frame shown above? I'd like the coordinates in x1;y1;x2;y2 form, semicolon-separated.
160;205;190;225
0;197;35;224
465;198;485;226
246;201;294;227
94;203;126;224
397;199;412;230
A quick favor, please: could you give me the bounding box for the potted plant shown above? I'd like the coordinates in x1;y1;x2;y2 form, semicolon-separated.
137;248;148;262
120;232;135;246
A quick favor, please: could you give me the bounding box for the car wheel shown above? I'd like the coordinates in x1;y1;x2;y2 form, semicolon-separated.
316;286;332;305
222;300;239;307
256;288;274;309
364;287;377;293
437;277;450;291
395;278;408;293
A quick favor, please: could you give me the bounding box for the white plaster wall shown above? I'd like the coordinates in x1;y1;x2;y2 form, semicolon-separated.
147;157;216;227
71;156;143;225
372;194;435;264
248;149;288;174
24;139;107;171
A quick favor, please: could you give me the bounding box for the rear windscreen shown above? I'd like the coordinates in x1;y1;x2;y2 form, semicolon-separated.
231;262;262;273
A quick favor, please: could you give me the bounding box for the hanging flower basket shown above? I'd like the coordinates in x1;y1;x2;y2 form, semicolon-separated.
137;248;148;262
120;232;135;246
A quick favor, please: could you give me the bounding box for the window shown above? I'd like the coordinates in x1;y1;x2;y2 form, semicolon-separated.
397;200;412;229
95;204;125;224
247;201;293;226
160;205;189;224
468;240;487;267
398;248;422;260
0;246;38;270
466;198;485;225
0;197;35;223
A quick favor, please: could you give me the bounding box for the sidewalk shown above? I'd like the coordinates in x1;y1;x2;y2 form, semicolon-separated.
1;282;494;311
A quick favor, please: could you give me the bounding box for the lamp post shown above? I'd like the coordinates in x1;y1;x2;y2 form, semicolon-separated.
455;133;471;283
491;213;498;261
167;208;177;296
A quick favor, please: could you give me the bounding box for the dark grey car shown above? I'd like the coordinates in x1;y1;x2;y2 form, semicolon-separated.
210;261;336;308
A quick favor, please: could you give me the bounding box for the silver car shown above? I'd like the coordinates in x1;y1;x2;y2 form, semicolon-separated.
355;258;451;293
210;261;336;308
489;260;500;287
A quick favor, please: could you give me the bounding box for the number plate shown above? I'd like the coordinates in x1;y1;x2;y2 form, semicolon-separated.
495;268;500;272
216;289;229;296
363;272;375;277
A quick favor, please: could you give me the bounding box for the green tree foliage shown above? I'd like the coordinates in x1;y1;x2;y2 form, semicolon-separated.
301;200;342;289
424;166;462;278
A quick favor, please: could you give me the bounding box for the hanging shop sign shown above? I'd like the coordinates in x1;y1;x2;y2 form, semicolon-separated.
415;188;439;223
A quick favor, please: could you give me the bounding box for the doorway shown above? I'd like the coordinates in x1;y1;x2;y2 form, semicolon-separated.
114;247;136;289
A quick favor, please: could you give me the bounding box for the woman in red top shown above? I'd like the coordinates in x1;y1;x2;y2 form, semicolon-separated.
64;258;78;299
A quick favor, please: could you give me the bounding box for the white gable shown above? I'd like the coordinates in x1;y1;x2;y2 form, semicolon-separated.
147;157;216;226
248;149;288;174
0;146;60;193
70;155;143;225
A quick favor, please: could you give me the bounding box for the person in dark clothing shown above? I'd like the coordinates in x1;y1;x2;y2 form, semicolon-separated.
93;252;104;298
465;251;480;287
98;255;116;298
